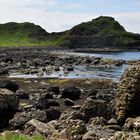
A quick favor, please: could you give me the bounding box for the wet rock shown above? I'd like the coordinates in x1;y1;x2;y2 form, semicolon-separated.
64;98;74;106
46;108;61;122
0;88;19;128
114;65;140;124
0;81;19;92
47;86;60;94
62;87;81;100
10;109;46;129
15;90;29;99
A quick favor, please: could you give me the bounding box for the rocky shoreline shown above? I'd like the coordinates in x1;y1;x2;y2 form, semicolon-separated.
0;47;140;139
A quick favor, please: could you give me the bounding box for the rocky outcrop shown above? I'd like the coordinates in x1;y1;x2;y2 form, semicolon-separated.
0;88;19;128
114;64;140;124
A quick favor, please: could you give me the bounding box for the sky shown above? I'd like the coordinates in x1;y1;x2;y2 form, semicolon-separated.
0;0;140;33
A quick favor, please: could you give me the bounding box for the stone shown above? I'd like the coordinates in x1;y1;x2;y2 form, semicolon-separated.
108;131;140;140
124;117;140;132
62;87;81;100
47;86;60;94
0;81;19;92
105;125;122;131
80;99;110;120
82;131;97;140
64;98;74;106
89;117;107;126
46;108;61;122
0;88;19;128
24;119;58;136
107;118;118;125
15;90;29;99
10;109;46;129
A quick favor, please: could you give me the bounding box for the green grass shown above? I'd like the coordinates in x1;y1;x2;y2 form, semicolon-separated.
0;132;44;140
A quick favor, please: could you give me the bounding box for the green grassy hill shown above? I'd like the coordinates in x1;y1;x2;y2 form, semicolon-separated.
0;16;140;49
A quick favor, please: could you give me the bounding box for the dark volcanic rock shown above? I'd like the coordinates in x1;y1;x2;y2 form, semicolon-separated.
0;81;19;92
46;108;61;122
0;88;19;129
15;90;29;99
47;86;60;94
62;87;81;100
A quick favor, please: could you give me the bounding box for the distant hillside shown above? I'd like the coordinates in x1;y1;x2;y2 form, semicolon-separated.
0;16;140;49
62;16;140;49
0;22;50;47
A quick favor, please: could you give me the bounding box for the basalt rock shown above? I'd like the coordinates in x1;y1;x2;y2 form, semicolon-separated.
62;87;81;100
114;65;140;124
0;88;19;129
0;81;19;92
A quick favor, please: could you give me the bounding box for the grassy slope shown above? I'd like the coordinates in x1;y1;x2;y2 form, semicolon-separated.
0;22;67;47
0;17;139;47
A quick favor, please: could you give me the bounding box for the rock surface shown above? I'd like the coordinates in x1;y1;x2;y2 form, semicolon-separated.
114;65;140;124
0;88;19;128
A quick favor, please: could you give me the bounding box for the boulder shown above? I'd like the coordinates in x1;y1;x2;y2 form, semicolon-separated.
15;90;29;99
62;87;81;100
0;81;19;92
0;88;19;128
24;119;58;136
80;99;111;120
10;109;46;129
114;65;140;124
46;108;61;122
47;86;60;94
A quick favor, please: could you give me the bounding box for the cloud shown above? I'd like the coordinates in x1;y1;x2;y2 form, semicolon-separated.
0;0;139;33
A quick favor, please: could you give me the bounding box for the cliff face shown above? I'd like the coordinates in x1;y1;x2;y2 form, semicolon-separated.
61;16;140;49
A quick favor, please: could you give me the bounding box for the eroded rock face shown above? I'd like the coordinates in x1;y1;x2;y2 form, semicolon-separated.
0;88;19;128
115;65;140;124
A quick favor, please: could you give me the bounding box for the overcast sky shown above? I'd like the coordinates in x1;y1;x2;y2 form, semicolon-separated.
0;0;140;33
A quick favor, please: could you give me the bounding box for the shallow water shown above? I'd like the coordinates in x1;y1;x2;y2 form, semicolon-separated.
10;51;140;82
67;51;140;61
10;65;125;82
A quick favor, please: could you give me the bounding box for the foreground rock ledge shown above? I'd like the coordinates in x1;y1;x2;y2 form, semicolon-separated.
115;64;140;124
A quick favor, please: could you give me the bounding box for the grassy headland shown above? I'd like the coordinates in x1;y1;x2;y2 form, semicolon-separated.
0;16;139;49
